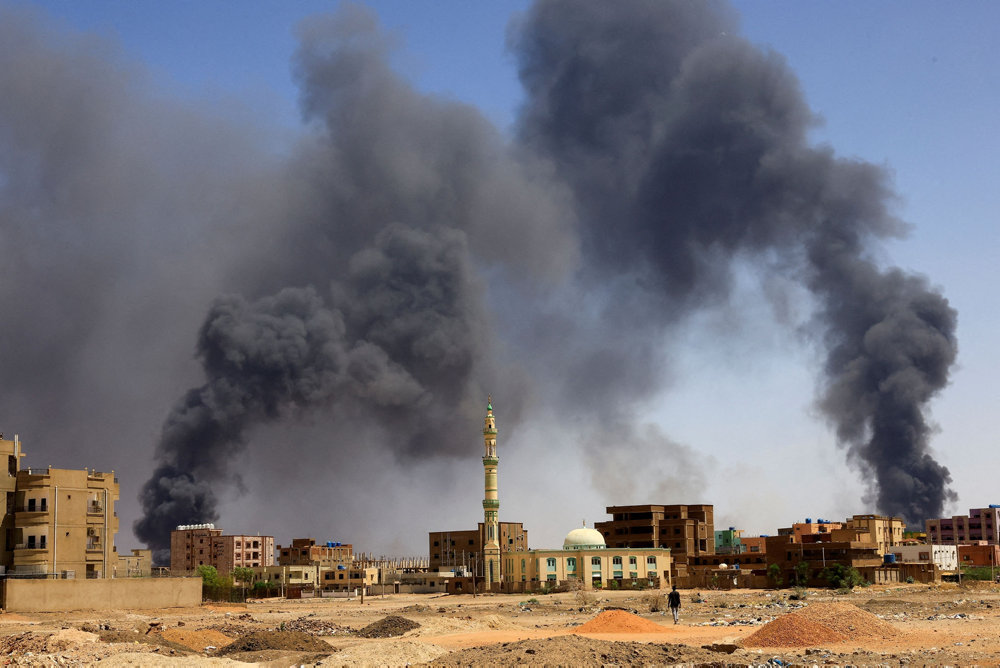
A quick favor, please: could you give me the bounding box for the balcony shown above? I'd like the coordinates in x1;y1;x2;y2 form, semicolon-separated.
15;540;47;551
87;502;104;514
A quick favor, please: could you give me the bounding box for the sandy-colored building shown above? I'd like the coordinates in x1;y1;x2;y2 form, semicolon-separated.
11;465;120;579
846;514;905;554
503;524;671;592
777;518;844;541
170;524;273;574
278;538;352;566
927;507;1000;546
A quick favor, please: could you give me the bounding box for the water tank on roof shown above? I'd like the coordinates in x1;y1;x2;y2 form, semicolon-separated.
990;504;1000;509
326;542;333;548
883;554;897;564
806;518;812;524
729;526;735;531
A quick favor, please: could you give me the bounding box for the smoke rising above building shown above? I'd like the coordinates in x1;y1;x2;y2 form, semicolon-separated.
0;1;961;557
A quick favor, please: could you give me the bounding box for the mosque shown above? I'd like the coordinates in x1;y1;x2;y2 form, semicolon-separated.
456;398;673;592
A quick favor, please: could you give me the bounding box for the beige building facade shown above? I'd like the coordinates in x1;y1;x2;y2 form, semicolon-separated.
504;525;671;591
11;466;119;578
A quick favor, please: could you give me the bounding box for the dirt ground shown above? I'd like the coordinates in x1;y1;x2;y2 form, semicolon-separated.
3;581;1000;666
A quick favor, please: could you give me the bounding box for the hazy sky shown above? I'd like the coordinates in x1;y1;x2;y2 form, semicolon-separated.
4;0;997;554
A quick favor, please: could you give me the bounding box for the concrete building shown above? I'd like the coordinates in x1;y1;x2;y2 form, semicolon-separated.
428;522;528;572
503;524;671;592
777;518;844;541
957;542;1000;568
170;524;273;574
714;528;743;555
277;538;352;566
890;544;958;571
595;503;713;585
0;434;148;579
12;465;120;578
846;514;905;555
926;507;1000;546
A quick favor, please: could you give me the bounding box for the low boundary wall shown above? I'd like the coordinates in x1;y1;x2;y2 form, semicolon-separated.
1;577;201;612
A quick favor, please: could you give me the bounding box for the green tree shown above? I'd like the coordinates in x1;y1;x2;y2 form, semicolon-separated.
767;563;783;588
196;564;220;587
232;567;254;596
819;563;864;589
794;561;811;586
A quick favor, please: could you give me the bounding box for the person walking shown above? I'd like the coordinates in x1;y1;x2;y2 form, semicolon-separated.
667;585;681;624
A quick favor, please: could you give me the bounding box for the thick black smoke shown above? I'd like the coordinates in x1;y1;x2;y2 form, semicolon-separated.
510;0;957;523
0;1;959;557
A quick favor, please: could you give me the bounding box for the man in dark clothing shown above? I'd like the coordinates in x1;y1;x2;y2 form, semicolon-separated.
667;585;681;623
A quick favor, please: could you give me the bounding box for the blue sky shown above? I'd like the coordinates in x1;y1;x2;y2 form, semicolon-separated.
10;0;999;548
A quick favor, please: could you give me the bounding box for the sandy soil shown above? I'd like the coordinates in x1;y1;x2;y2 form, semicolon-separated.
2;582;1000;665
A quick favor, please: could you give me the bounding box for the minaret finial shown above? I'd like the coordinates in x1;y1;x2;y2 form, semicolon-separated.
487;394;492;411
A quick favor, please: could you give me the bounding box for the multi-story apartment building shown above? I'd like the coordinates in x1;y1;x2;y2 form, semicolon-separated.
0;433;148;579
846;514;905;554
595;504;714;585
169;524;273;574
926;507;1000;546
428;522;528;572
9;462;120;578
211;534;274;573
777;518;844;541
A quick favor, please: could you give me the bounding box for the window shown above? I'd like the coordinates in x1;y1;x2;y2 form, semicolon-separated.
546;557;557;571
646;556;656;566
629;556;637;566
591;557;601;567
612;556;622;565
567;558;576;571
547;573;557;581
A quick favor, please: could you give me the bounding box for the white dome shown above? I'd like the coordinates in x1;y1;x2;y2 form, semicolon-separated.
563;526;606;550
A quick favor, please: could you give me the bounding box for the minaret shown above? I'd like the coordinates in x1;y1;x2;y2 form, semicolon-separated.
482;395;500;588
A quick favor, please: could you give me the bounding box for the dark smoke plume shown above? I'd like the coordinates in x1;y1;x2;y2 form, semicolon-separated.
509;0;957;523
0;1;958;556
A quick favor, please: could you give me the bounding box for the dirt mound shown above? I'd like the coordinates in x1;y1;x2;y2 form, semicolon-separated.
215;630;332;655
794;601;902;640
742;602;902;648
741;614;848;648
574;609;671;634
356;615;421;638
46;628;98;651
159;628;233;651
420;634;734;667
97;629;193;654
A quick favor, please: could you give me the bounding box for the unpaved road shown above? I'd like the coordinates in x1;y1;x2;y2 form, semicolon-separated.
2;581;1000;665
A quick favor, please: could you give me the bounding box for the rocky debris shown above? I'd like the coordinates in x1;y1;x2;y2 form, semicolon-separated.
417;634;749;667
0;632;50;656
356;615;421;638
214;630;333;655
703;642;739;654
267;615;352;636
574;609;671;634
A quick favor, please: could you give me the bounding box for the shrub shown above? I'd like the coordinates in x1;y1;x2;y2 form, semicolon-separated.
767;563;784;588
576;589;598;607
607;579;619;590
196;565;220;587
905;576;915;584
788;587;808;601
820;564;864;590
644;592;665;612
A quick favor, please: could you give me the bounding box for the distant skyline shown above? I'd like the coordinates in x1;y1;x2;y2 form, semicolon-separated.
2;1;997;553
